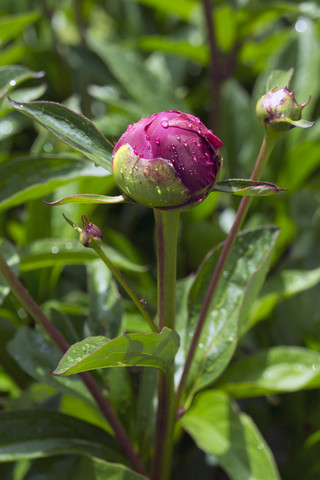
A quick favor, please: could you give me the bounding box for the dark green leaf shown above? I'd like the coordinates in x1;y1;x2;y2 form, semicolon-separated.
0;410;122;463
7;327;92;402
9;99;113;172
0;239;19;305
52;327;180;375
181;227;279;400
249;267;320;330
0;154;109;211
181;390;280;480
213;179;285;196
0;65;44;99
217;347;320;398
45;193;125;206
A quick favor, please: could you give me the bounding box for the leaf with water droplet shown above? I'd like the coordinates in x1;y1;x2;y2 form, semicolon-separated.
52;327;180;375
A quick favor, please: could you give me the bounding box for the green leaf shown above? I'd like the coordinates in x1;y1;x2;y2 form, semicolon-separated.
52;327;180;375
281;117;314;129
129;0;199;21
7;327;92;403
19;239;147;273
249;266;320;330
0;410;122;463
181;227;279;400
216;347;320;398
213;179;285;196
45;193;125;206
181;390;280;480
0;11;41;45
9;99;113;172
0;65;44;99
0;83;47;117
140;36;209;65
266;68;294;91
0;154;109;210
0;239;19;305
88;40;186;114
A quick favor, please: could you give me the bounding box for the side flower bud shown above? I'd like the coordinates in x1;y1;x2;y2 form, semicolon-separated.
62;213;103;248
256;86;314;133
112;110;222;209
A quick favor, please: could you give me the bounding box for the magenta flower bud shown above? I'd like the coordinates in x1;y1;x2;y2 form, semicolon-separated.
256;87;312;133
112;110;222;209
79;215;103;248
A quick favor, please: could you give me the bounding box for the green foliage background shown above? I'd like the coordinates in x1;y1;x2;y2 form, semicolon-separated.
0;0;320;479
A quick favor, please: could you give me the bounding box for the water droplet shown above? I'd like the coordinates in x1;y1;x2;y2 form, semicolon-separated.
188;123;192;128
168;146;171;151
146;135;150;141
156;138;160;145
175;135;181;141
9;79;16;86
196;128;201;134
147;145;150;149
182;140;188;147
51;246;59;254
161;120;169;128
194;117;201;124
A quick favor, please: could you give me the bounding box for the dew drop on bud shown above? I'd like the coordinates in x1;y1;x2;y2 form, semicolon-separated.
161;120;169;128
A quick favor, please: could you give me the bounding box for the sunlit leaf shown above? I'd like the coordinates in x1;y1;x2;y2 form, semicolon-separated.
181;390;280;480
266;68;294;91
180;227;279;401
216;347;320;398
52;327;180;375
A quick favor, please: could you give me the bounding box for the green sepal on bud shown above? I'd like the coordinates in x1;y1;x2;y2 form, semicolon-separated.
256;86;314;136
63;213;103;248
113;144;190;208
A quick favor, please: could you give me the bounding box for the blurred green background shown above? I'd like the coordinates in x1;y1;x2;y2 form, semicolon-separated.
1;0;320;478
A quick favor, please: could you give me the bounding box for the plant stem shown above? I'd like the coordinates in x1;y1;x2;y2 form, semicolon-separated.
176;133;277;404
93;244;157;333
151;209;180;480
0;251;147;477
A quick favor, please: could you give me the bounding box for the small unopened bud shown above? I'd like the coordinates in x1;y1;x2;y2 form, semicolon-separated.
62;213;103;248
256;86;313;133
80;215;103;248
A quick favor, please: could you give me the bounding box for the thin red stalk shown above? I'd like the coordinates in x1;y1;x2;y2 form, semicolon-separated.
0;251;147;477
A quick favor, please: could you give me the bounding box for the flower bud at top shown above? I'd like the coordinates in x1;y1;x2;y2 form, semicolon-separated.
79;215;103;248
112;110;222;209
256;86;311;133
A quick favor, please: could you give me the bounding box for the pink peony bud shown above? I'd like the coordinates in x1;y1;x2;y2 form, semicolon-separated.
112;110;222;209
256;87;313;133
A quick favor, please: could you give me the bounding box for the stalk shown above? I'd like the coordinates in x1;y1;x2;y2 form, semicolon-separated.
176;133;277;403
151;209;180;480
0;251;147;477
92;244;157;333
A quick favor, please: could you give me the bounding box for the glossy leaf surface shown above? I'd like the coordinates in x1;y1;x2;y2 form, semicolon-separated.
0;65;44;99
181;227;279;400
217;346;320;398
10;99;113;172
213;179;285;196
181;390;280;480
52;327;180;375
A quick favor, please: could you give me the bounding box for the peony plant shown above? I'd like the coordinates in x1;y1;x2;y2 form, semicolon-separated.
0;68;315;480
